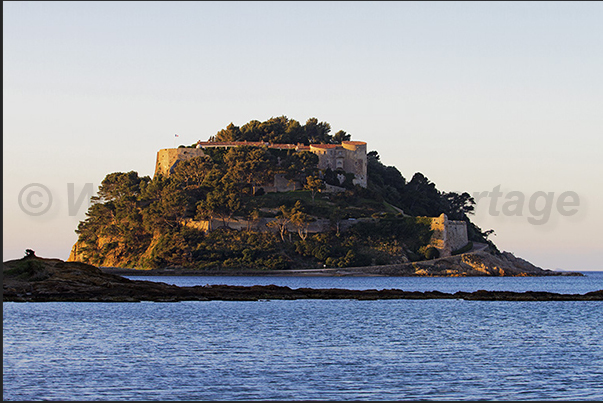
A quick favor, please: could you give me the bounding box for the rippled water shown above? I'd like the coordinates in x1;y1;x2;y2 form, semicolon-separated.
4;274;603;401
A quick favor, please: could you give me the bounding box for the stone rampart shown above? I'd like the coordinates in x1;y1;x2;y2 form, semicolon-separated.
155;148;207;177
446;220;469;252
154;140;368;188
262;173;302;193
182;217;333;233
343;141;367;187
427;213;469;257
182;213;464;256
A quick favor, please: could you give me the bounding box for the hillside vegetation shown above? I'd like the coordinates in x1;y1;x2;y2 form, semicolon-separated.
71;117;494;271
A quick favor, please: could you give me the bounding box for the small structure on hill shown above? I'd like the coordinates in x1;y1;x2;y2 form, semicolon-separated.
427;213;469;257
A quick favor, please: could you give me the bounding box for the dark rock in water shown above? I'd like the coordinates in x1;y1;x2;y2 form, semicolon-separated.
3;256;601;302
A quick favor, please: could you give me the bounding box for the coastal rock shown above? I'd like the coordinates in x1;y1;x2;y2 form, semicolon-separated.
97;249;581;278
4;256;600;302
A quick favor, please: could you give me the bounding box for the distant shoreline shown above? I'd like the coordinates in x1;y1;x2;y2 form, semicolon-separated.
99;265;585;277
100;266;391;277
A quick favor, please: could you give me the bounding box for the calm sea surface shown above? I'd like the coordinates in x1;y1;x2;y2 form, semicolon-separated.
124;270;603;294
4;272;603;401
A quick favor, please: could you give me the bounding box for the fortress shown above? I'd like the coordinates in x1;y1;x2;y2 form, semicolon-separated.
427;213;469;257
153;139;468;256
155;140;367;188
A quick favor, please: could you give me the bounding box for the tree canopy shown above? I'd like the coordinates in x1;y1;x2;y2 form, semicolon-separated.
209;116;349;145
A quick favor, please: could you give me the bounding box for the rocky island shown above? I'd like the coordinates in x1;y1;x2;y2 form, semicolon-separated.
13;116;583;296
66;116;566;277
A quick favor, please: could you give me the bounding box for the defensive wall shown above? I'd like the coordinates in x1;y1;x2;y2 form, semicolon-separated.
155;148;207;177
427;213;469;257
154;140;367;188
309;141;367;187
183;212;467;259
262;173;302;193
181;216;369;234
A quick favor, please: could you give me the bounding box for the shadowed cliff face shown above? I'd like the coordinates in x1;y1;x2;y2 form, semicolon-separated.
3;256;600;302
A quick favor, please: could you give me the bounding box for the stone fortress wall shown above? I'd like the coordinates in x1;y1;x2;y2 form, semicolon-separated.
182;217;336;234
182;216;373;238
155;148;207;178
154;140;368;188
427;213;469;257
183;212;468;260
309;141;367;187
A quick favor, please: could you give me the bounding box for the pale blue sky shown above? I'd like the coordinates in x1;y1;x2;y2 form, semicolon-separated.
4;1;602;270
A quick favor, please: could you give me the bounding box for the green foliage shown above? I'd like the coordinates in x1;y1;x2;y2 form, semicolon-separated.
5;259;50;281
442;192;475;220
92;171;149;204
279;151;319;183
333;130;351;143
351;216;433;253
208;116;349;145
366;151;492;242
420;246;440;260
304;175;325;202
224;146;276;195
149;231;191;268
286;215;433;268
190;229;290;270
75;156;443;269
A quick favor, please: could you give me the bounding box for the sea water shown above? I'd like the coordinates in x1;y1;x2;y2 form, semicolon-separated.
4;273;603;401
124;270;603;294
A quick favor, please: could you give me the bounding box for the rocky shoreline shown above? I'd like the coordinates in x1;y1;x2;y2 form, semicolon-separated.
98;249;583;277
4;256;599;303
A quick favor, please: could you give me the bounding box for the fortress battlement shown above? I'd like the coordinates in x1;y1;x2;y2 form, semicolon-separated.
154;140;367;188
427;213;469;257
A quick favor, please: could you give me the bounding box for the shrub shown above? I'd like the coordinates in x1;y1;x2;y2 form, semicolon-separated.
5;259;50;281
325;257;337;267
419;246;440;260
424;246;440;260
312;245;331;261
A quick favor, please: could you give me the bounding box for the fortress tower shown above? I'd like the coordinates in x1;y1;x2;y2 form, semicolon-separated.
154;147;207;177
428;213;469;257
308;141;367;187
